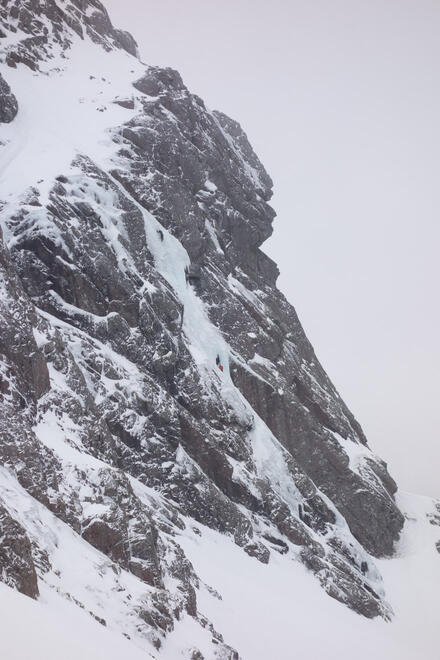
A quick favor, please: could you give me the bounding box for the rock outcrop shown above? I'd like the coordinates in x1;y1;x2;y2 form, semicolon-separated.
0;73;18;123
0;504;39;598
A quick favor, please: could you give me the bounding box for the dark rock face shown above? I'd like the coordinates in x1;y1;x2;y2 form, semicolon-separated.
0;1;406;655
0;505;39;598
0;73;18;123
0;228;59;515
113;28;138;57
80;470;163;588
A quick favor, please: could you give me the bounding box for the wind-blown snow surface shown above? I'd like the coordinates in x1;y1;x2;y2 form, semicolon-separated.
0;2;439;659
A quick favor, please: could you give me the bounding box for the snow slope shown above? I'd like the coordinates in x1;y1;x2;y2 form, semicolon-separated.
0;35;143;209
0;582;151;660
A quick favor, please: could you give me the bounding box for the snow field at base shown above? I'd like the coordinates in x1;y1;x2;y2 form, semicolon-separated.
376;491;440;659
0;481;438;660
0;582;151;660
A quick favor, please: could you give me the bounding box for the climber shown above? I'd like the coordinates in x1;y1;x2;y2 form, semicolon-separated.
157;229;164;241
216;355;224;372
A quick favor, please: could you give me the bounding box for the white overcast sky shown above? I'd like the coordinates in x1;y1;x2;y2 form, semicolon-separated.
104;0;439;498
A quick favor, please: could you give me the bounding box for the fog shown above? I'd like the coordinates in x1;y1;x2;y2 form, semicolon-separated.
104;0;440;498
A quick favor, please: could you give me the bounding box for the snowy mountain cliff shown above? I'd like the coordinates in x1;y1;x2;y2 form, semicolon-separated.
0;2;438;658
